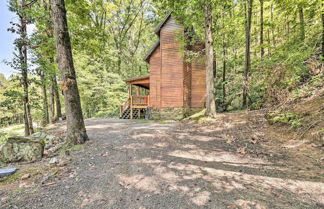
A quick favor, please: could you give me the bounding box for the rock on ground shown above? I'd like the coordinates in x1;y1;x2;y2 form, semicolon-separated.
0;137;44;163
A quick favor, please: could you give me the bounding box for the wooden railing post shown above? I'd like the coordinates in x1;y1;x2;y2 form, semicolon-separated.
130;96;133;119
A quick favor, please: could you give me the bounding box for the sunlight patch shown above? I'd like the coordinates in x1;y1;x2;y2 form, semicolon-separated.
117;174;160;194
190;191;211;206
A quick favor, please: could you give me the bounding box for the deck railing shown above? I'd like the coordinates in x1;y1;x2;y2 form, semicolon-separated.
120;96;149;118
131;96;149;107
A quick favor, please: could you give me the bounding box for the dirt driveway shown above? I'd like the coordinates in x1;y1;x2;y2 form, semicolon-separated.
1;116;324;209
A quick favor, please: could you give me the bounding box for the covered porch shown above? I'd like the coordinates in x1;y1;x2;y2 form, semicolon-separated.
120;76;150;119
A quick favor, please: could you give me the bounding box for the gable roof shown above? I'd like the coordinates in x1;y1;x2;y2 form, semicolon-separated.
143;40;160;63
154;11;172;35
143;11;173;63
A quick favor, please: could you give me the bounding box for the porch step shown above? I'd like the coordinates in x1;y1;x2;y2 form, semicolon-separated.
120;107;146;119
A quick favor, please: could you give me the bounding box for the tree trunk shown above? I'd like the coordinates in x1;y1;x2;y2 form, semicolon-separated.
260;0;264;59
299;7;305;41
53;75;62;120
243;0;253;108
49;81;55;123
222;14;226;110
50;0;88;144
19;1;33;136
20;43;29;136
204;2;217;117
322;7;324;61
222;48;226;110
271;3;276;47
267;28;271;55
40;72;49;126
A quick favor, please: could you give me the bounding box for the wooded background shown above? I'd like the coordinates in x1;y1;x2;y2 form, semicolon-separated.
0;0;322;126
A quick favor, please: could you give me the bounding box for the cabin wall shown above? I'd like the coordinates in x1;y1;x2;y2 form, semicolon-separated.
190;60;206;108
148;16;206;110
149;45;161;108
160;17;184;108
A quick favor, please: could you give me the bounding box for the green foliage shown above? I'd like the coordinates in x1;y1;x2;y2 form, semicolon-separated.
0;171;22;184
0;76;23;118
0;131;8;145
1;0;322;125
267;112;305;128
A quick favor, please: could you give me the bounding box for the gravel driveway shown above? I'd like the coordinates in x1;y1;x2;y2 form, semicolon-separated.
2;118;324;209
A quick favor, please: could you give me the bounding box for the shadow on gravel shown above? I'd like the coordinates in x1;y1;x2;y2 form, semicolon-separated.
2;118;323;209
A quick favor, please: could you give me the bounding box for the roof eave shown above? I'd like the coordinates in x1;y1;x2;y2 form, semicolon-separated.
124;75;150;83
154;11;173;35
143;40;160;63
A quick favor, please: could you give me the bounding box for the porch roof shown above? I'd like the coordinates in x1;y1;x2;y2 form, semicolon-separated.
124;75;150;89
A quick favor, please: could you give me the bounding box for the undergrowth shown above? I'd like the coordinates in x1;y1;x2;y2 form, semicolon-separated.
267;112;306;129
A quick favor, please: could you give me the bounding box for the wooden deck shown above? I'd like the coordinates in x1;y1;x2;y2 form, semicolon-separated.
120;96;149;119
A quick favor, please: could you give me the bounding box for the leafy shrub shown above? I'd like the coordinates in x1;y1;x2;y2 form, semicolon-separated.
0;131;8;145
267;112;305;129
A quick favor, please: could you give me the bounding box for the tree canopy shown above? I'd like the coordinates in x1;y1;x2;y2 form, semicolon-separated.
0;0;322;127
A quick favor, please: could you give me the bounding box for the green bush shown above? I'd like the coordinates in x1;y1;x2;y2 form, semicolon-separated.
267;112;305;129
0;131;8;145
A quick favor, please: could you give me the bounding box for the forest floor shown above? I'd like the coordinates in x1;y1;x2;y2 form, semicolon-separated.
1;104;323;209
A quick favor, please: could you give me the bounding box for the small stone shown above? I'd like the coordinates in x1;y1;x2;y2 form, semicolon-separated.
21;174;30;180
49;157;59;165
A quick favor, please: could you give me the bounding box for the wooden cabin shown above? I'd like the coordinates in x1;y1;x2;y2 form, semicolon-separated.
120;13;206;119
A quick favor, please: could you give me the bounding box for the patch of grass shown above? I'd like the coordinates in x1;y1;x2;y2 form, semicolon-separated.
59;144;84;156
197;117;213;123
68;144;84;151
135;119;176;124
183;109;206;121
0;125;25;143
319;128;324;134
159;119;176;124
0;171;22;184
267;112;305;129
135;119;154;123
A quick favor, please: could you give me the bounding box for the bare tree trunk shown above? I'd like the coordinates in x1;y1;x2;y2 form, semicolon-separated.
222;14;227;110
267;28;271;55
322;7;324;61
49;81;55;123
286;15;290;41
299;7;305;41
243;0;253;108
53;75;62;120
204;2;217;117
19;1;33;136
222;48;226;110
51;0;88;144
260;0;264;59
20;42;29;136
271;3;276;47
40;71;49;126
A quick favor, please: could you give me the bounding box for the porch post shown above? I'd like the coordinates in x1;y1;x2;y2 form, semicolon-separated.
136;86;140;96
130;95;133;119
130;84;133;119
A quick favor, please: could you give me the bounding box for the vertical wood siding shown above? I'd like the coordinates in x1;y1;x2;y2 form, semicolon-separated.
190;61;206;107
149;45;161;108
148;16;206;109
160;17;184;108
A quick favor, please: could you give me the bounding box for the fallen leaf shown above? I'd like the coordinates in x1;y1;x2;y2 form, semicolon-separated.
43;182;56;186
21;174;30;180
237;147;247;155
